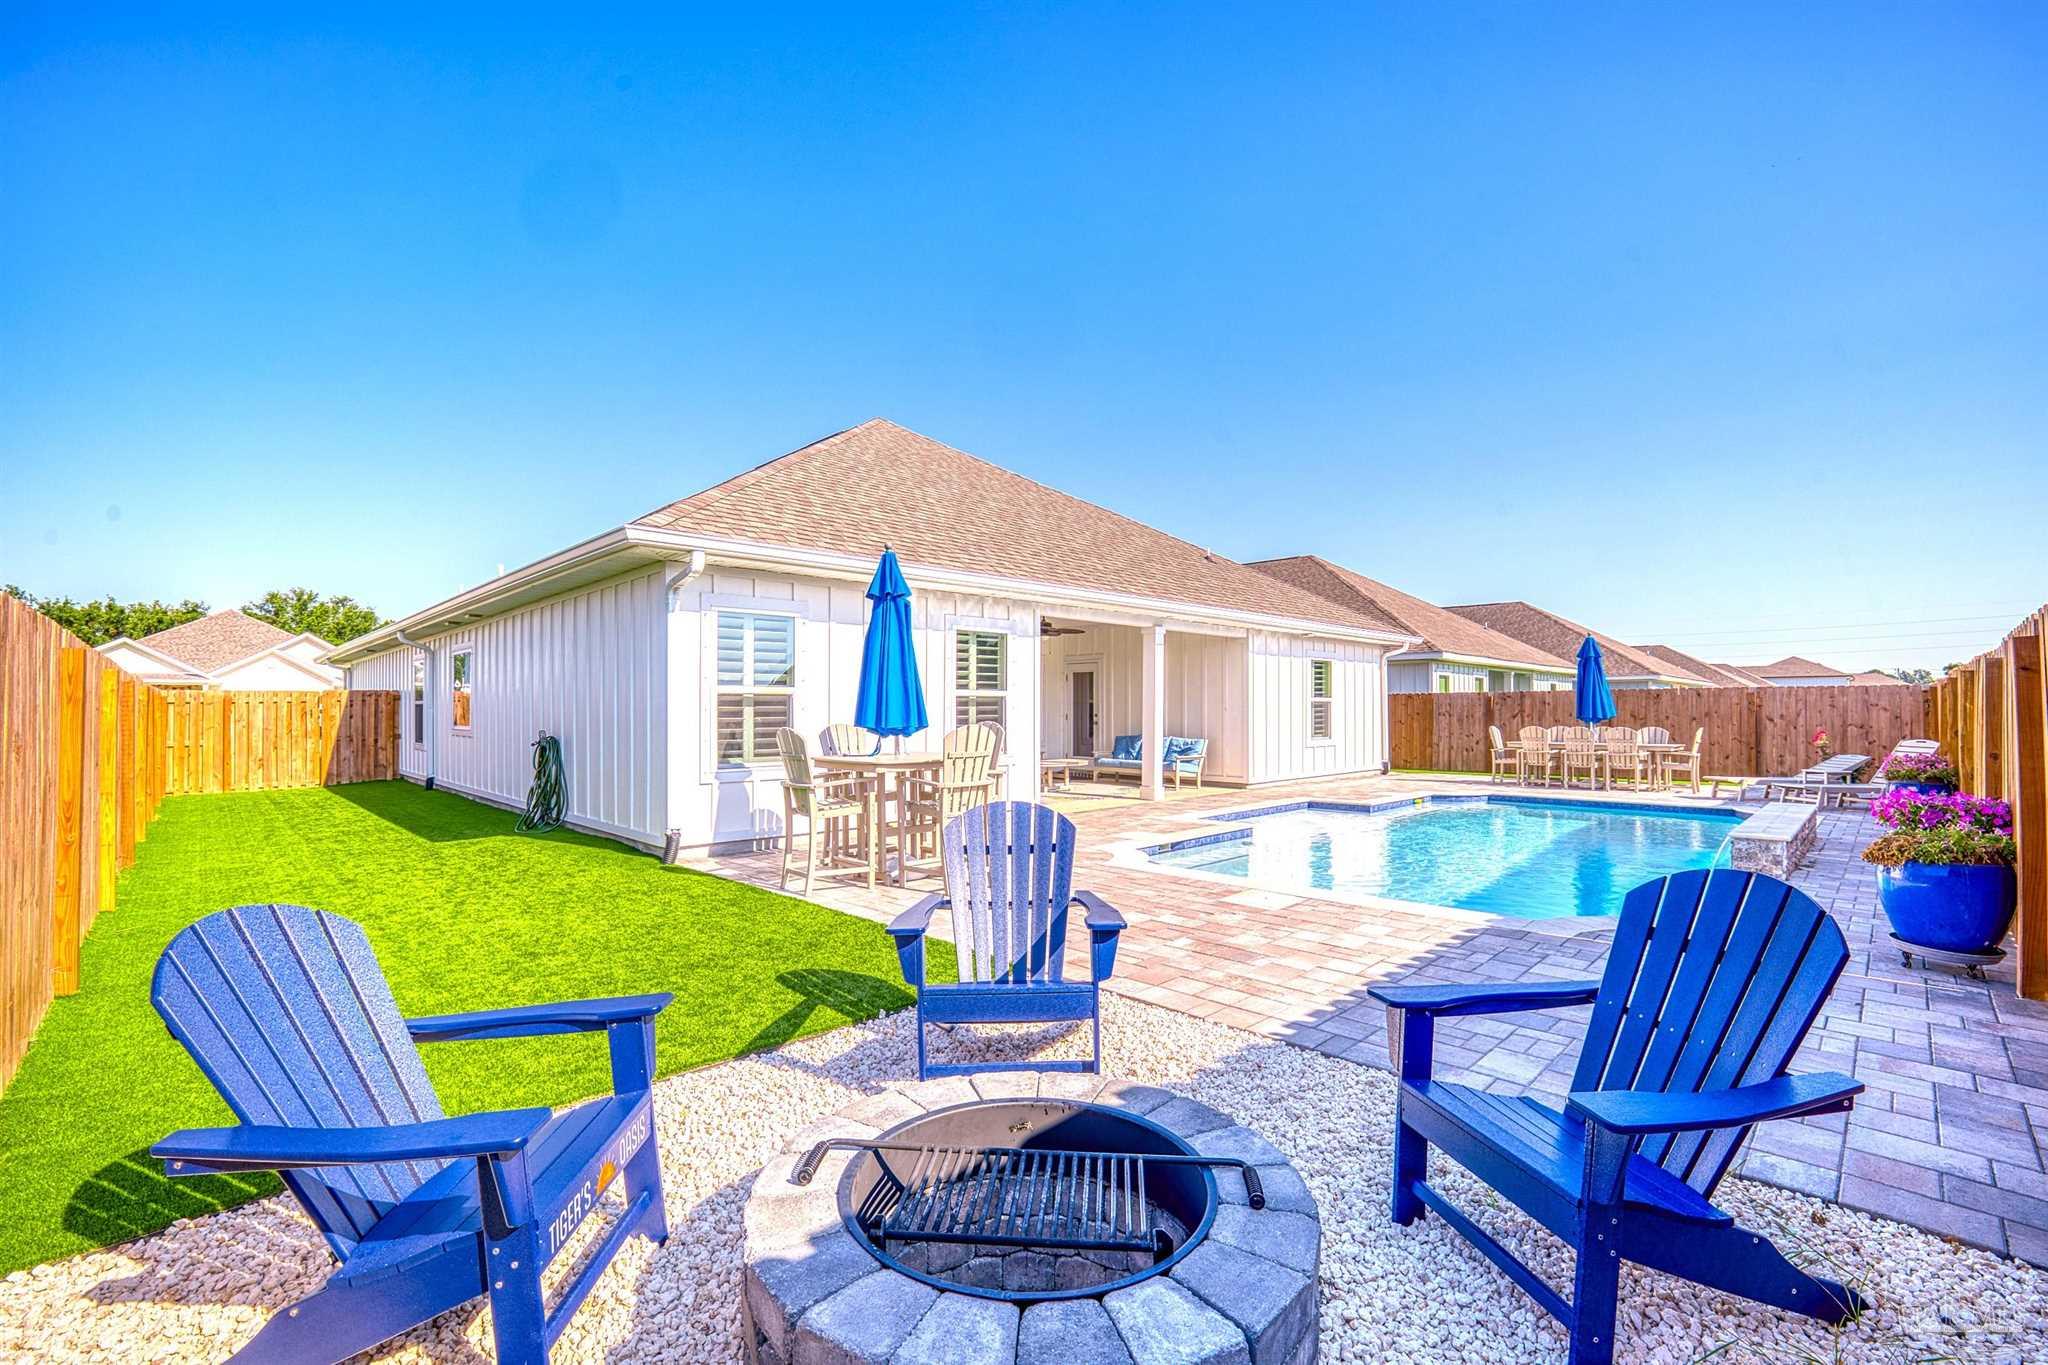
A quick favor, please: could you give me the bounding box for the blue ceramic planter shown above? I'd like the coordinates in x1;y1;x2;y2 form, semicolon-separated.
1877;861;2017;954
1883;781;1956;796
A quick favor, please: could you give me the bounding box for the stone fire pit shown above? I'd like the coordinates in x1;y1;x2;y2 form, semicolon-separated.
742;1073;1321;1365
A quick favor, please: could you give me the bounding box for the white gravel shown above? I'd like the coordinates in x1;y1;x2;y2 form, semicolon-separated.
3;998;2045;1363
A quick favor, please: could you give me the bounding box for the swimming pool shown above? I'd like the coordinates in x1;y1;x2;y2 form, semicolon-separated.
1144;797;1745;920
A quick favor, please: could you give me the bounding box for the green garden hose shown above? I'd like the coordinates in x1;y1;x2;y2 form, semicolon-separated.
519;732;567;833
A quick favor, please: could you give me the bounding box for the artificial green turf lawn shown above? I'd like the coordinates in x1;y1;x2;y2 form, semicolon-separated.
0;781;949;1274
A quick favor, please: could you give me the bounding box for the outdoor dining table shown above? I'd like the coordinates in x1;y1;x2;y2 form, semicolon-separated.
811;751;943;887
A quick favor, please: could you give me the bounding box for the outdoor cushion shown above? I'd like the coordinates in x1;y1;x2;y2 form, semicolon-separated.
1094;757;1140;770
1109;734;1142;760
1164;737;1205;762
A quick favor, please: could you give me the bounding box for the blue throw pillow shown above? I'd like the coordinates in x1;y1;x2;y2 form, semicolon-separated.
1110;734;1142;760
1166;737;1206;763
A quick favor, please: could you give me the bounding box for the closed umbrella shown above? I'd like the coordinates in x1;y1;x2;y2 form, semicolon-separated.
855;547;928;749
1575;635;1618;729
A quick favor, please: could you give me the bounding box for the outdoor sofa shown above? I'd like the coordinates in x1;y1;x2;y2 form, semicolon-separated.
1080;734;1207;788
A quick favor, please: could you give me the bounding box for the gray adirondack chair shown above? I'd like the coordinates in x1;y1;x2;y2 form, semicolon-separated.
887;801;1127;1079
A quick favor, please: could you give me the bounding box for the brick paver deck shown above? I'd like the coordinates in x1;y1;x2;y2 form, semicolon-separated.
692;773;2048;1266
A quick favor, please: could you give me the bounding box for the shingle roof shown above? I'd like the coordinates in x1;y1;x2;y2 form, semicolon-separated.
633;419;1404;633
1634;645;1757;688
1748;655;1852;679
1249;557;1568;671
1852;670;1903;686
1711;662;1771;686
136;609;293;673
1444;602;1709;683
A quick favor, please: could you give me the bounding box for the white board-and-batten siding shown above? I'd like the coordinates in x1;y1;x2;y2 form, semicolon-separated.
668;568;1043;852
343;568;669;847
1246;633;1389;782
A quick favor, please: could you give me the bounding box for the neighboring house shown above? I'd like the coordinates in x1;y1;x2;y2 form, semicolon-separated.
98;609;341;690
1851;670;1904;686
1249;556;1574;693
325;420;1417;855
1709;661;1771;687
1743;656;1857;687
1633;645;1761;689
1443;602;1712;689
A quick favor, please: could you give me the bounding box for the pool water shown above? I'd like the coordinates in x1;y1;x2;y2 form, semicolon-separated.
1146;798;1743;919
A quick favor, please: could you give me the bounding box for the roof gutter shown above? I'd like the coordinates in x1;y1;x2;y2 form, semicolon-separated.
627;527;1419;645
328;522;1419;664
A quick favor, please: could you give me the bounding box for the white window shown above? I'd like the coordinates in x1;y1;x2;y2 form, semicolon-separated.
1436;674;1451;694
954;631;1007;729
1310;659;1334;738
716;611;796;764
411;656;425;744
450;649;474;730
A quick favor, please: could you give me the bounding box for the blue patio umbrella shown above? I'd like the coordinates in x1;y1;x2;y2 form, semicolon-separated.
1574;635;1618;728
855;547;928;747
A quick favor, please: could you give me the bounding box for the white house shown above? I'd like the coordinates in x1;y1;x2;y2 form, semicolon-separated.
99;609;341;690
1248;556;1576;694
325;420;1417;855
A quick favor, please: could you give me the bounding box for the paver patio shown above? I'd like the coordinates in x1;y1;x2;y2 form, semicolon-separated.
692;772;2048;1268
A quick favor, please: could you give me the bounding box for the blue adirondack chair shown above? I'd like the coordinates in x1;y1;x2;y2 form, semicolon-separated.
1370;869;1866;1365
888;801;1126;1079
149;904;672;1364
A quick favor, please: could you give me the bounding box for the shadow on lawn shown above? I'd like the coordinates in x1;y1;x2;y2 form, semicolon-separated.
325;780;634;852
65;1146;276;1250
742;969;916;1056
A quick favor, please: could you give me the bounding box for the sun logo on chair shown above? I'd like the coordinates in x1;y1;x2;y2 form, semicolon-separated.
596;1160;618;1195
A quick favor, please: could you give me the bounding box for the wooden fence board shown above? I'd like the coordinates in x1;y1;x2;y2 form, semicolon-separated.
1390;684;1931;779
160;690;399;797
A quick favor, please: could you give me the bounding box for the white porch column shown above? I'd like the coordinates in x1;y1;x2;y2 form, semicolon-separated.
1140;622;1166;800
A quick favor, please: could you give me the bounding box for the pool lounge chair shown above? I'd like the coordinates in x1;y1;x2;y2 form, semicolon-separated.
1084;734;1207;789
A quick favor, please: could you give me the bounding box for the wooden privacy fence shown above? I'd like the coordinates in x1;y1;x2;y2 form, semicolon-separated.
1391;684;1930;782
163;690;399;794
1;594;169;1091
1926;604;2048;999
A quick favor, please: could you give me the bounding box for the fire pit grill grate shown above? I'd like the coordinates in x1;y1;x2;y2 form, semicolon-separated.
794;1138;1264;1259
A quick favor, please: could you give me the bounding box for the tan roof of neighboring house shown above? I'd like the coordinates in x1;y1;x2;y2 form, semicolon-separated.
1444;602;1709;683
1711;662;1771;686
1748;655;1853;679
1249;557;1571;671
135;609;293;673
1634;645;1757;688
634;419;1406;633
1852;670;1903;686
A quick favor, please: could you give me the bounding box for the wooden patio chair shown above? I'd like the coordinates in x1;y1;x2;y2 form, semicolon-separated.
1517;726;1555;787
1560;737;1607;789
1638;725;1672;746
1370;870;1865;1365
819;722;881;758
887;801;1127;1079
902;726;1000;869
1487;725;1519;784
150;904;672;1364
1661;728;1705;793
1605;730;1650;789
776;728;877;895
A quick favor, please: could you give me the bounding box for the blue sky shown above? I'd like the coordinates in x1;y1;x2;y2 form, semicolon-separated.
4;3;2043;671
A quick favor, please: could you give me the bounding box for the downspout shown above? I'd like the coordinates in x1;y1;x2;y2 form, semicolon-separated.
660;550;708;864
396;626;436;790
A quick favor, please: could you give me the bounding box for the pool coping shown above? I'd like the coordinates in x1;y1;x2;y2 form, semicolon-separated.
1104;791;1749;934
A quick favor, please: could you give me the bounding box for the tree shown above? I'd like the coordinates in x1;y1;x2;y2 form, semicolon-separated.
3;586;208;646
243;588;385;645
1881;667;1935;685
